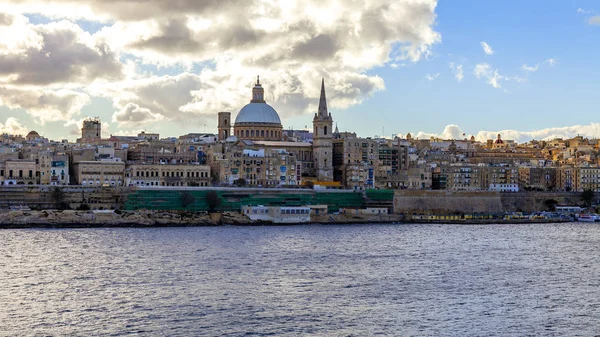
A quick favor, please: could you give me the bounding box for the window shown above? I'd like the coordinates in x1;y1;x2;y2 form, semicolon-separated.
324;126;328;135
251;130;254;137
246;130;249;137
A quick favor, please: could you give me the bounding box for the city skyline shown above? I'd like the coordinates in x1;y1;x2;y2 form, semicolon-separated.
0;0;599;142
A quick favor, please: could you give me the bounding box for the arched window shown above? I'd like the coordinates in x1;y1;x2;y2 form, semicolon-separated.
270;130;273;138
246;130;249;137
324;126;328;135
261;130;264;137
251;130;254;137
224;119;227;125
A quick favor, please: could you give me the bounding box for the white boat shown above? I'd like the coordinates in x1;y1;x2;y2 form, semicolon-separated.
241;205;311;223
577;214;600;222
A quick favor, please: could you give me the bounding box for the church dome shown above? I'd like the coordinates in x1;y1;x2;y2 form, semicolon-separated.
232;76;284;141
235;102;281;125
26;130;40;140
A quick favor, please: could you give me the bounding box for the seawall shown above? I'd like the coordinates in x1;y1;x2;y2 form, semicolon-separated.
394;190;585;214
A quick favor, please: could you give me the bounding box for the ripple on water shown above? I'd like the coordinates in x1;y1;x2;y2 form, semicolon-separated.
0;223;599;335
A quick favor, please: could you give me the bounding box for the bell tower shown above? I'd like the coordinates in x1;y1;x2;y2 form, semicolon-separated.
217;111;231;141
312;78;333;182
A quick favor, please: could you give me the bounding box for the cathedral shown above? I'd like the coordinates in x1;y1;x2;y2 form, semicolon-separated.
214;77;335;184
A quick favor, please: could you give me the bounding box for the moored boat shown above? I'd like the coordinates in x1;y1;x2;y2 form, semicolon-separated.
577;214;600;222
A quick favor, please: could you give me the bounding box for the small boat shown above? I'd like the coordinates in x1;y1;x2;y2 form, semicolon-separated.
577;214;600;222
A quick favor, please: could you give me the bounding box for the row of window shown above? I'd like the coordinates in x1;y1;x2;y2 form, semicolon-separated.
236;129;281;138
131;181;209;187
134;171;208;178
0;169;34;178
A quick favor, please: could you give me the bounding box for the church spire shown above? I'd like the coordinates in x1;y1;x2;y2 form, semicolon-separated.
318;77;328;117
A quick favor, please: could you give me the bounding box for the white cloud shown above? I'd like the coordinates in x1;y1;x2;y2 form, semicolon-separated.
0;1;440;132
0;86;90;124
112;103;164;126
544;58;558;66
577;8;592;14
589;16;600;25
521;64;539;72
411;123;600;143
473;63;505;89
425;73;440;81
449;63;463;82
480;41;494;55
0;117;29;135
511;75;527;84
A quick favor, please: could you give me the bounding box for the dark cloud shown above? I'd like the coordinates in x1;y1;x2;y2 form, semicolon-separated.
129;18;262;57
0;21;123;85
85;0;248;21
291;34;339;60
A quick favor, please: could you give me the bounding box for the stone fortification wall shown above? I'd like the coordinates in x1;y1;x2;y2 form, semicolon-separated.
395;190;586;214
500;192;583;212
394;190;503;214
0;186;128;210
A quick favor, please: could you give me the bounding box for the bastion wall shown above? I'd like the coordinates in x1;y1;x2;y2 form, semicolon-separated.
394;190;585;214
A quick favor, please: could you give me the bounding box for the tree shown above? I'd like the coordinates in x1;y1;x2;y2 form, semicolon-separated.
544;199;558;211
51;187;68;210
581;189;595;207
205;191;222;213
77;203;91;211
180;191;196;209
234;178;247;187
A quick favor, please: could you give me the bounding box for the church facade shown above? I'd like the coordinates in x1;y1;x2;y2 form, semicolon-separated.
210;77;335;186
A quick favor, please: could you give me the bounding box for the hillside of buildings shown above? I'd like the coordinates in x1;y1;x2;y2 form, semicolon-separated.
1;79;599;217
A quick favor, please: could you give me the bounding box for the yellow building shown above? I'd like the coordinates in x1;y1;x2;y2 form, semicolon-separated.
578;167;600;192
73;161;125;186
2;160;38;185
125;164;211;187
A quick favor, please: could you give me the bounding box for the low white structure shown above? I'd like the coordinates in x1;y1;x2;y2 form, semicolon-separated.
242;205;311;223
489;183;519;192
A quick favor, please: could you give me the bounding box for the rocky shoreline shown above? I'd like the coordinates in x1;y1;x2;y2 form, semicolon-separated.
0;210;574;228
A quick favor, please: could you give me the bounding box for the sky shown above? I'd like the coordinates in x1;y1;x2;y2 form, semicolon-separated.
0;0;599;143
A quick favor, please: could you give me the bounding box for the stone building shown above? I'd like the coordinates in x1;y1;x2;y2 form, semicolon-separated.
579;167;600;192
125;164;211;187
332;133;377;189
72;161;125;186
518;167;557;191
127;142;199;164
2;160;38;185
217;112;231;141
78;117;102;144
212;145;299;187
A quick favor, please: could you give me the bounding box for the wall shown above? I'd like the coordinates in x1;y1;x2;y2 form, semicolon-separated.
394;190;503;214
394;190;588;214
